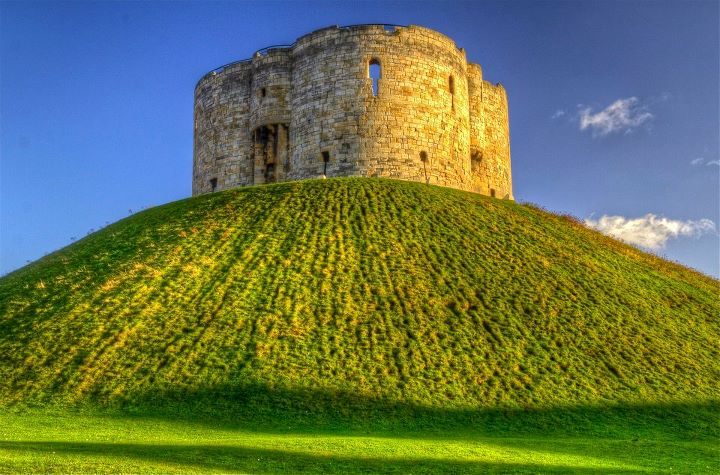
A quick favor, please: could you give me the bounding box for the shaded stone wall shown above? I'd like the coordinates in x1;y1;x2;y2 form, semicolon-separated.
193;62;253;195
250;49;293;185
193;25;513;198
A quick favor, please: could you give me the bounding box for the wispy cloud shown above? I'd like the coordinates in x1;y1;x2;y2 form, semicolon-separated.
690;157;720;167
578;97;653;137
551;109;566;119
585;214;716;250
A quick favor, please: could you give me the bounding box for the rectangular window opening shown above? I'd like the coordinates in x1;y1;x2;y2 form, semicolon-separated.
322;151;330;176
449;76;455;111
369;60;381;97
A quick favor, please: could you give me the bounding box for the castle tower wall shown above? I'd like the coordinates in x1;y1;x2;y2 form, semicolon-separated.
193;62;253;195
192;25;512;198
288;26;365;180
479;81;512;199
467;62;512;199
354;26;471;188
250;49;292;130
249;49;292;184
467;62;485;193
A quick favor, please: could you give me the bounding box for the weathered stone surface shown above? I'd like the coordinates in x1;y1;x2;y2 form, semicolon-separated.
193;25;513;199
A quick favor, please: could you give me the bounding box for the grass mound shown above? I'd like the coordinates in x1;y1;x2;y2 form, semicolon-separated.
0;178;718;413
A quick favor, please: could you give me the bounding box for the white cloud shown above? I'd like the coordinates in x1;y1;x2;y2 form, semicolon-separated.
551;109;566;119
690;157;719;167
578;97;653;137
584;214;716;250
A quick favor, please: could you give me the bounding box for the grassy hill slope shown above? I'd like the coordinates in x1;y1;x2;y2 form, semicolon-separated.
0;178;718;415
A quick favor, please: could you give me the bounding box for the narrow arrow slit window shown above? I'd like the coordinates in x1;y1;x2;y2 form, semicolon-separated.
369;59;381;97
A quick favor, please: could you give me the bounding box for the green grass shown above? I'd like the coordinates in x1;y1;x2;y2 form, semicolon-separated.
0;401;718;473
0;177;718;472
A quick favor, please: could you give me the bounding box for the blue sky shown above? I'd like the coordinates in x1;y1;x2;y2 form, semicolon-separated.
2;1;718;277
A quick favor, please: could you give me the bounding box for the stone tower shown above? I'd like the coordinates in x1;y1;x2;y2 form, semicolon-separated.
193;24;512;199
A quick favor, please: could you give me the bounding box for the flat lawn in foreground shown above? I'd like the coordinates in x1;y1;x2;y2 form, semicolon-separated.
0;404;717;474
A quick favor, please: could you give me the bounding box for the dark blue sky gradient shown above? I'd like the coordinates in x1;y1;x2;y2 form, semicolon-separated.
2;1;718;276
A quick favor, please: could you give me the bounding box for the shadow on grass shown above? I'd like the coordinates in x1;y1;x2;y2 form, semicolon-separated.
13;384;718;473
106;383;720;440
0;440;647;474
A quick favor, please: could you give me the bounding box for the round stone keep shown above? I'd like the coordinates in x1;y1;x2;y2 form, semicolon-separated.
193;24;513;199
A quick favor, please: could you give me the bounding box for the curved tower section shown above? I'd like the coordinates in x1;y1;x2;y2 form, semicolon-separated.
193;24;513;199
193;61;253;195
467;64;513;199
249;48;292;185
